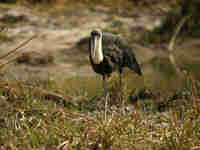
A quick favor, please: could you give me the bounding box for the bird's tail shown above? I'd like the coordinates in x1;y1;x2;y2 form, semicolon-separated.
133;61;142;76
127;54;143;76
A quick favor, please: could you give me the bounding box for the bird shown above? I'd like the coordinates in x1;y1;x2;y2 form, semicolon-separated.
88;28;142;119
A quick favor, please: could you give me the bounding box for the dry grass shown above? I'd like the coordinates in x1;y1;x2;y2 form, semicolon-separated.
0;72;199;150
0;27;13;43
0;1;200;149
0;0;174;14
16;51;54;66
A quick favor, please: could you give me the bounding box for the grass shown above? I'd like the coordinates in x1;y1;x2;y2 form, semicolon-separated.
16;51;55;66
0;27;13;43
0;33;12;43
0;0;200;149
138;0;200;45
0;71;200;149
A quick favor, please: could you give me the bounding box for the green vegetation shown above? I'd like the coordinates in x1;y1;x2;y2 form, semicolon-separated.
0;27;13;43
0;32;11;42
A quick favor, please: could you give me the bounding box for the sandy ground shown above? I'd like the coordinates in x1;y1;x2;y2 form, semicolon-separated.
0;5;199;81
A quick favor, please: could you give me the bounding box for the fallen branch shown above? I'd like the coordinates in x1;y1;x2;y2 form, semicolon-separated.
167;15;192;73
31;86;73;104
0;84;75;106
168;53;181;73
132;42;154;52
0;35;37;60
168;15;192;51
0;35;37;68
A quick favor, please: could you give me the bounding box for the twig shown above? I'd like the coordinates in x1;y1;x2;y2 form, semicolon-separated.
132;43;154;52
0;35;37;60
166;15;192;74
0;84;74;105
0;54;21;69
57;141;69;150
189;73;198;99
0;35;37;68
168;52;181;73
168;15;192;51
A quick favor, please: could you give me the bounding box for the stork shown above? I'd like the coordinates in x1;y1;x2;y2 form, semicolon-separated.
89;28;142;119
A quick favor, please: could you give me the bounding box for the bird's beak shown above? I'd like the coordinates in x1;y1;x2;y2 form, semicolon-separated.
91;36;101;64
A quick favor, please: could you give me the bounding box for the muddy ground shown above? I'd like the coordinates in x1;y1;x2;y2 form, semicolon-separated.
0;4;199;89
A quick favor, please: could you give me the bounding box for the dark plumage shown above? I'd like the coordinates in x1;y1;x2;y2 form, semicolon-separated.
88;29;142;120
89;30;142;78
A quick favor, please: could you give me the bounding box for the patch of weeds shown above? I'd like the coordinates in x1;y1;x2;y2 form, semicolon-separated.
69;112;144;149
0;79;81;149
0;28;13;43
0;14;28;26
196;80;200;97
150;57;177;77
140;0;200;45
108;77;137;107
0;74;200;149
63;76;102;97
180;63;200;80
16;51;54;66
0;33;12;42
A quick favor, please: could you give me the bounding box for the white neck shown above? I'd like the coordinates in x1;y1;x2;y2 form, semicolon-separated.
97;37;103;62
92;36;103;64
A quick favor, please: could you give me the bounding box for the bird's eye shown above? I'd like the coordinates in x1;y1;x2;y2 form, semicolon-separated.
91;31;100;37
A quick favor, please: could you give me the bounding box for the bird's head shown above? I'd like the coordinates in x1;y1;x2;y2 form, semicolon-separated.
90;28;103;64
91;28;102;38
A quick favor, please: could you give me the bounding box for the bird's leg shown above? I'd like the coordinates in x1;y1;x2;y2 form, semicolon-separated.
103;75;109;121
119;72;125;115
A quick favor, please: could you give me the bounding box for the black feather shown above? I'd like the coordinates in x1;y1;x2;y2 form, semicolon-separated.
89;31;142;77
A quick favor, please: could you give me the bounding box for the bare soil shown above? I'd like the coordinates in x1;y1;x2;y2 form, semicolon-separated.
0;4;199;83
